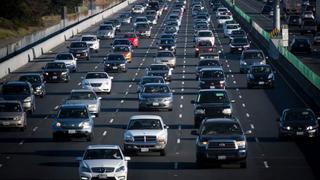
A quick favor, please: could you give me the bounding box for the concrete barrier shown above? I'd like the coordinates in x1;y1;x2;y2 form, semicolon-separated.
0;0;136;79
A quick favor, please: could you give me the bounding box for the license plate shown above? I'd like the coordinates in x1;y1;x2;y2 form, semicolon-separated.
68;130;76;134
152;102;160;106
258;81;264;85
218;155;226;160
141;148;149;152
98;174;108;179
238;48;242;50
296;132;304;136
52;76;57;79
210;86;215;89
76;54;80;57
2;122;10;126
112;66;118;69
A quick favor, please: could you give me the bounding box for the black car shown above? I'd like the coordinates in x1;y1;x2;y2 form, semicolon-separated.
191;89;233;127
289;38;312;54
196;59;221;79
278;108;319;139
287;15;302;32
192;118;248;168
301;19;317;35
198;67;226;89
111;38;132;49
103;54;127;73
229;37;250;53
19;74;46;97
247;64;275;88
42;62;70;83
68;41;90;60
158;38;176;54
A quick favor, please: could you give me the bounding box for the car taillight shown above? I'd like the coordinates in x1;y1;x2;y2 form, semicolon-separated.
195;48;199;51
209;48;213;51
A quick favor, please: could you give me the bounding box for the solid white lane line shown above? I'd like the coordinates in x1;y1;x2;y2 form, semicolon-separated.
242;103;246;107
177;138;180;144
102;131;107;136
109;118;114;123
264;161;270;168
32;127;38;132
239;95;242;99
250;124;255;129
246;113;250;118
19;140;24;145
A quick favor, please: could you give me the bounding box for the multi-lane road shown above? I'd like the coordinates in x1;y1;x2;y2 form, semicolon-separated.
0;0;319;179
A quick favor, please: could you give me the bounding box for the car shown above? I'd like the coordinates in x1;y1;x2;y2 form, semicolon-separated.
216;7;230;17
0;100;27;131
313;32;320;45
192;118;248;168
134;17;149;27
154;51;176;68
103;54;127;73
147;15;158;25
287;15;302;32
109;19;121;31
194;24;209;36
229;37;250;53
81;35;100;53
54;53;77;72
191;89;234;127
51;104;94;141
19;73;46;97
112;45;133;63
146;10;158;17
132;5;144;14
137;76;165;93
217;15;233;28
165;20;180;32
134;22;152;38
68;41;90;60
223;24;241;37
229;30;247;40
118;13;132;24
146;64;173;82
261;5;274;16
222;20;239;31
240;49;267;73
78;145;130;180
123;32;139;48
158;38;176;54
278;108;319;139
301;18;317;35
198;67;226;89
138;83;173;111
97;24;115;39
198;52;220;61
301;11;314;19
196;59;221;79
42;62;70;82
111;38;132;49
124;115;169;155
195;14;210;23
82;72;113;94
195;40;214;57
247;64;275;88
1;81;36;114
163;26;179;36
64;89;101;117
289;38;312;54
194;30;215;46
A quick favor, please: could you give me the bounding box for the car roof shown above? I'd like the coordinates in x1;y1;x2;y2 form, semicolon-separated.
200;67;224;71
20;73;42;77
204;118;239;124
87;145;120;150
130;115;162;120
143;83;168;86
4;81;30;85
283;108;314;113
198;30;212;33
141;76;163;79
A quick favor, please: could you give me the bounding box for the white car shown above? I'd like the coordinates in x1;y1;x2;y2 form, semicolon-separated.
124;115;169;156
223;20;239;30
97;24;115;39
82;72;113;94
78;145;130;180
224;24;241;37
132;5;144;14
195;30;215;46
54;53;77;72
217;15;233;27
81;35;100;53
216;7;230;16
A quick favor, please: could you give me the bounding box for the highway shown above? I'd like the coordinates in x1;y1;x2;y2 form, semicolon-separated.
0;0;319;179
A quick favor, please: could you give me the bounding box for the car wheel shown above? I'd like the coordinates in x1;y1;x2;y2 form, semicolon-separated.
240;161;247;168
95;49;98;53
86;133;93;142
160;149;166;156
20;126;26;132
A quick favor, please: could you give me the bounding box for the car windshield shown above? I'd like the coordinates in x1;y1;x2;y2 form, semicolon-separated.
99;25;113;30
160;39;174;44
128;119;162;130
232;38;248;44
46;63;66;69
56;54;73;60
201;122;242;135
0;102;22;112
157;52;174;57
304;20;315;26
147;16;155;20
243;52;264;60
136;18;147;23
58;107;89;119
2;84;30;94
165;26;176;32
150;65;168;71
84;149;122;160
141;78;164;84
160;35;174;39
19;75;41;83
231;30;245;36
198;31;212;37
124;34;135;38
70;42;87;48
143;85;170;93
219;16;230;19
198;60;220;66
113;40;130;45
114;46;129;52
285;110;315;122
201;70;224;78
70;91;97;100
251;66;271;73
82;36;96;41
86;73;108;79
197;91;229;103
107;54;125;61
227;25;239;29
136;24;149;29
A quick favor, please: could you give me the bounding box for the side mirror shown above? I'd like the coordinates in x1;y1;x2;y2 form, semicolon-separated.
245;130;252;135
76;157;82;161
98;97;102;100
190;100;195;104
110;76;114;80
91;114;96;118
124;156;131;161
191;130;199;135
230;100;236;103
164;125;169;129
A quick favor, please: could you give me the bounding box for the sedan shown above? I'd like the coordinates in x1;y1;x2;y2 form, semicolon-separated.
68;41;90;60
112;45;133;63
154;51;176;68
42;62;70;82
146;64;173;82
81;35;100;53
198;67;226;89
82;72;113;94
19;73;46;97
103;54;127;73
97;24;115;39
0;100;27;131
195;40;214;57
289;38;312;54
137;76;165;93
229;37;250;53
247;64;275;88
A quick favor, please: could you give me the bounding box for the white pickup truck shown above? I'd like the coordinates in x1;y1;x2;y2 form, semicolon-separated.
194;30;215;46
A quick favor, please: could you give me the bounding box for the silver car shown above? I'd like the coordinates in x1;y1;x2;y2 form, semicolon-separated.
154;51;176;68
124;115;169;156
79;145;130;180
97;24;115;39
138;83;173;111
0;101;27;131
64;89;101;117
82;72;113;94
240;49;267;73
51;104;94;141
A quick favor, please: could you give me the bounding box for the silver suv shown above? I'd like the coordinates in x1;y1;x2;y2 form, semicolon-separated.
0;101;27;131
239;49;266;73
124;115;169;156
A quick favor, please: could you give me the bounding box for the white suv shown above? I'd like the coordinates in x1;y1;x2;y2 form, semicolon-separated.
78;145;130;180
81;35;100;53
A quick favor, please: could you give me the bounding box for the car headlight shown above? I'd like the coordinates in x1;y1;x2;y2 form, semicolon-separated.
24;97;32;103
285;126;291;130
159;46;163;49
56;122;61;127
157;134;166;142
164;97;172;102
195;109;205;114
88;104;96;109
80;121;91;128
120;63;126;67
61;72;67;75
197;140;208;146
44;72;49;75
306;126;315;131
125;134;134;142
222;108;232;115
35;86;42;90
268;73;274;79
240;61;247;65
236;140;246;148
14;116;22;121
249;74;254;79
115;166;126;173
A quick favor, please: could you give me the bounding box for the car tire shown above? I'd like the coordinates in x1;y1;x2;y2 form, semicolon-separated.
86;133;93;142
160;149;166;156
240;161;247;168
20;125;26;132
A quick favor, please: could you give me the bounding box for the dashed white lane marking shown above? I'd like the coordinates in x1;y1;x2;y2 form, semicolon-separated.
182;81;184;85
242;103;246;107
255;137;260;142
125;91;128;95
176;152;180;155
109;118;114;123
246;113;250;118
225;60;228;63
229;69;232;72
102;131;107;136
231;75;234;78
177;138;180;144
174;162;178;169
19;140;24;145
181;88;184;92
120;100;124;104
44;116;48;120
94;66;98;69
0;164;2;168
78;82;81;86
132;78;135;81
236;88;239;91
129;84;132;88
264;161;270;168
182;75;185;78
135;72;138;76
227;64;230;68
233;80;236;84
179;114;182;118
180;104;183;108
250;124;255;129
32;126;38;132
239;95;242;99
181;96;184;99
183;60;186;64
115;109;119;113
178;125;181;131
6;156;10;160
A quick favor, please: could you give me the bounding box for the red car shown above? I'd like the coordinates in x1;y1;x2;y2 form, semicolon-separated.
123;32;139;48
195;40;214;57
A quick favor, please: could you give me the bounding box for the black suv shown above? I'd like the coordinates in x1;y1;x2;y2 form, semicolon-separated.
68;41;90;60
103;54;127;73
42;62;70;83
246;64;275;88
198;67;226;89
19;73;46;97
191;89;233;127
278;108;319;139
158;38;176;54
192;118;249;168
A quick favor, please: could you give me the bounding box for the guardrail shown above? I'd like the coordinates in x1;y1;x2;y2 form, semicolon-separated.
223;0;320;90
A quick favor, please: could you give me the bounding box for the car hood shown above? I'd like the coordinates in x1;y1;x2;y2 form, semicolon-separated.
69;47;88;51
65;99;98;105
140;93;172;98
0;112;24;118
200;134;244;141
200;78;224;82
252;73;270;79
125;129;163;136
84;79;109;84
83;159;123;168
98;30;113;33
155;57;175;61
196;103;231;108
56;118;89;125
1;94;30;101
